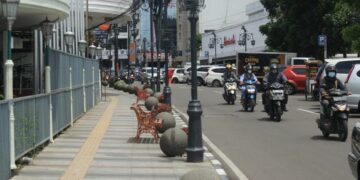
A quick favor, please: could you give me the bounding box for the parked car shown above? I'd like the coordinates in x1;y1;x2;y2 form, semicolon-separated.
187;65;214;86
205;66;226;87
171;68;186;83
345;64;360;111
140;67;157;84
348;122;360;180
283;65;306;94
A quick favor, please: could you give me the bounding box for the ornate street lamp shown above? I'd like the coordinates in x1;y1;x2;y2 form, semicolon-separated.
2;0;20;170
237;26;255;52
78;40;87;56
207;31;223;59
64;31;75;53
179;0;206;163
89;44;96;59
41;17;54;43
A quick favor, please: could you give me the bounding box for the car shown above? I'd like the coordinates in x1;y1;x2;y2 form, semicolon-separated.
320;58;360;82
345;64;360;111
140;67;158;84
205;66;226;87
186;65;215;86
205;66;237;87
282;65;306;94
171;68;186;83
348;122;360;180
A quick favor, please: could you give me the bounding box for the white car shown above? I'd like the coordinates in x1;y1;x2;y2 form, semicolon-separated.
345;64;360;111
320;58;360;82
171;68;186;83
205;66;226;87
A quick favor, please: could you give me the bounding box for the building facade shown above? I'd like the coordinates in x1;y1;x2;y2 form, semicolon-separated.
200;0;269;65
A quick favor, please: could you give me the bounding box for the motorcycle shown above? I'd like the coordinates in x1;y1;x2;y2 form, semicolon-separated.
125;74;135;84
317;89;349;141
222;77;237;105
264;82;285;122
241;79;257;112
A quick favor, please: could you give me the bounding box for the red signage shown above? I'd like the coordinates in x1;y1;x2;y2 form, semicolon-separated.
223;35;236;46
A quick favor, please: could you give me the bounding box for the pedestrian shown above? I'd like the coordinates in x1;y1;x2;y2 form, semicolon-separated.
168;69;174;85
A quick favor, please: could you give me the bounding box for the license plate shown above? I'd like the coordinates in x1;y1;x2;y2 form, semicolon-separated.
272;90;284;93
247;89;255;93
333;96;346;101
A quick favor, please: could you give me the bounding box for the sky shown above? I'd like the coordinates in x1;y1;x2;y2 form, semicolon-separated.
199;0;256;33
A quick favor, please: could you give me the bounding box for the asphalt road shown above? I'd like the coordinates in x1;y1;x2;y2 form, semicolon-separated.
170;83;358;180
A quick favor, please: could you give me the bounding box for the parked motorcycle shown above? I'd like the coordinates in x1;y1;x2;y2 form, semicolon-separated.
223;77;237;105
264;82;285;121
241;79;257;112
317;89;349;141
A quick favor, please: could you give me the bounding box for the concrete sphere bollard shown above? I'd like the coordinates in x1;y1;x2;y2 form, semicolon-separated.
159;128;187;157
154;92;163;102
145;96;159;111
156;112;176;133
180;169;221;180
145;88;154;96
123;84;129;92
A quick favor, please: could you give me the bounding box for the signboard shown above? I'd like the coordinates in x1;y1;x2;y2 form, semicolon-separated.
318;35;327;46
223;35;236;46
129;43;136;62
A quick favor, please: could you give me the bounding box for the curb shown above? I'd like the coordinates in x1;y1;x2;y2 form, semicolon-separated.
172;106;249;180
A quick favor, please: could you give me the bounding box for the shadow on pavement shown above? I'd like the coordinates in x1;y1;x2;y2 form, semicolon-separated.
310;135;342;142
127;137;157;144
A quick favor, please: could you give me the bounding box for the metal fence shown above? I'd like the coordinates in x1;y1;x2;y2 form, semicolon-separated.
0;101;10;180
0;49;100;180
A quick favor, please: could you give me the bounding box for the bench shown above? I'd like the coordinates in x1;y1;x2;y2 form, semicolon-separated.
130;103;163;143
134;86;150;103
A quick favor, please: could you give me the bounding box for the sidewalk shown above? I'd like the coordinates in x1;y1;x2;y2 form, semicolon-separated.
12;89;225;180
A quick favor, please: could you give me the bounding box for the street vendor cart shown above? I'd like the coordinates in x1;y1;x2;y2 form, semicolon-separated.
305;60;322;101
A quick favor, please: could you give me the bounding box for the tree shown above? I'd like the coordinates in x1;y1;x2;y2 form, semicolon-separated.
196;34;202;51
260;0;351;58
337;0;360;52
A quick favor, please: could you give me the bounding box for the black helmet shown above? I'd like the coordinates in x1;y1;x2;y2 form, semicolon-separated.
270;64;278;74
325;64;337;78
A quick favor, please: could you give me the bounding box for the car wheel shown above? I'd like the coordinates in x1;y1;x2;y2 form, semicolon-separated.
197;77;203;86
172;78;179;83
286;83;295;95
212;80;221;87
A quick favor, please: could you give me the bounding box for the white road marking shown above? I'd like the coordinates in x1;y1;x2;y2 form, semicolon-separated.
216;169;227;175
211;159;222;165
172;106;249;180
298;108;319;115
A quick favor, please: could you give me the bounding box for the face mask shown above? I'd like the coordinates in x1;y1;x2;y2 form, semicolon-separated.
271;69;277;74
247;70;252;74
328;72;336;78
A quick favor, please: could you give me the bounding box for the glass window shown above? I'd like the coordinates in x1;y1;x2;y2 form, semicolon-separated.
197;67;210;72
292;68;306;75
212;68;225;73
336;61;360;74
177;69;184;74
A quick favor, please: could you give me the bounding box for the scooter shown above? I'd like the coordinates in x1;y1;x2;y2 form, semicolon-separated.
264;82;285;122
223;77;237;105
241;79;257;112
317;89;349;141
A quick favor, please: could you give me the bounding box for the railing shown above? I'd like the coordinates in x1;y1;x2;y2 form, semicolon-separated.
0;49;101;180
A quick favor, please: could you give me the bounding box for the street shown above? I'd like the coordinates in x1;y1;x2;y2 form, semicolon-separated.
171;83;357;180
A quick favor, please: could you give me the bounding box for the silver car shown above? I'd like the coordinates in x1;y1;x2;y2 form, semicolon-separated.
345;64;360;111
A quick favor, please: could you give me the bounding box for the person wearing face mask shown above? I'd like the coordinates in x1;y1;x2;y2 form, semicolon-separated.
319;65;347;119
262;64;288;111
239;64;259;104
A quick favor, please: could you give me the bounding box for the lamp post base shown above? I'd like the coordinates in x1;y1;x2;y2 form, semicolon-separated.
186;100;204;162
150;78;156;92
163;86;172;105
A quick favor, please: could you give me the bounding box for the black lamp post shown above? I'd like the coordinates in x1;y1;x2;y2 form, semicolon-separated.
180;0;205;163
237;25;255;52
112;24;120;77
143;37;147;68
163;36;171;105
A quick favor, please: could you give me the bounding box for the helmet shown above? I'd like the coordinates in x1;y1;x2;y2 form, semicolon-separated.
226;64;232;70
270;64;278;74
325;64;337;79
245;64;252;73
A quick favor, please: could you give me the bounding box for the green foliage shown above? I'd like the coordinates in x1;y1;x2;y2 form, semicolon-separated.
260;0;352;58
0;94;4;100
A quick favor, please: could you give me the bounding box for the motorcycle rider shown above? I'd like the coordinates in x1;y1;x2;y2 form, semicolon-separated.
319;65;347;119
223;63;238;94
263;64;288;111
239;64;259;104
